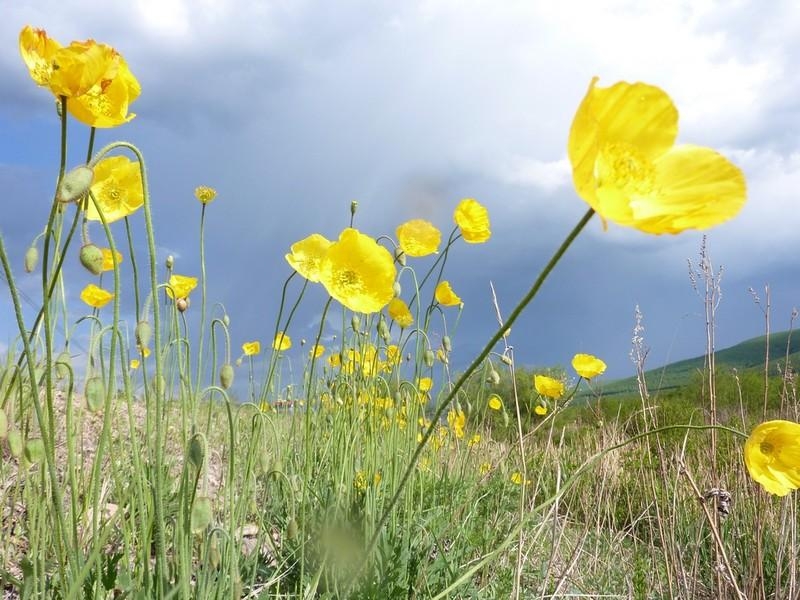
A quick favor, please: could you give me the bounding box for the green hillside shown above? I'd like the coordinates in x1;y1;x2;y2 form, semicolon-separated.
594;330;800;398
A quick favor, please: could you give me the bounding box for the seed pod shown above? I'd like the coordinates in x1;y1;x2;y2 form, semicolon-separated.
219;364;234;390
85;376;105;412
56;165;94;204
79;244;104;276
24;245;39;273
135;320;152;349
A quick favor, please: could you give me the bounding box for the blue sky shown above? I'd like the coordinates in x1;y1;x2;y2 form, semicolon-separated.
1;0;799;383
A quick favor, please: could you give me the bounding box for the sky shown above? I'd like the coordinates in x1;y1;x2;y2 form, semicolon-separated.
1;0;799;387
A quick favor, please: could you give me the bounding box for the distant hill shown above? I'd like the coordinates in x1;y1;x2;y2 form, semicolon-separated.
593;330;800;398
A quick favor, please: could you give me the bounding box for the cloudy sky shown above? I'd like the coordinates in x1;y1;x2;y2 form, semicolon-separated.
1;0;799;385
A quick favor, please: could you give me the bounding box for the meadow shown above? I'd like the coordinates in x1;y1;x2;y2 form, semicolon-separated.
2;26;798;600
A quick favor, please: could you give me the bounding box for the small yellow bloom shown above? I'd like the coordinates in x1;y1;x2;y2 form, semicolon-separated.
273;332;292;351
534;375;564;399
129;358;140;370
387;297;414;328
320;228;396;314
194;186;217;204
354;470;368;492
396;219;441;257
80;283;114;308
286;234;332;283
510;472;524;485
328;353;341;368
309;344;325;359
534;404;548;416
86;156;144;223
140;347;151;358
488;394;502;411
568;78;746;234
418;377;433;392
454;198;491;243
468;433;481;447
165;274;198;300
242;341;261;356
744;420;800;496
479;462;491;475
101;248;123;272
435;281;462;307
572;353;607;379
447;408;466;439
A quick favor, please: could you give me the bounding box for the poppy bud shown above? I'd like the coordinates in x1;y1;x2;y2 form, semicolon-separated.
191;496;213;533
55;351;72;380
393;281;402;297
56;165;94;204
176;297;189;312
85;376;105;412
79;244;104;276
424;349;435;368
222;314;230;327
24;245;38;273
24;438;45;464
500;354;513;366
377;318;390;343
351;315;361;333
188;433;205;469
135;320;152;349
7;429;22;458
287;518;299;540
394;246;406;267
0;408;7;440
220;364;234;389
350;200;358;218
442;336;452;353
487;369;500;385
165;255;174;269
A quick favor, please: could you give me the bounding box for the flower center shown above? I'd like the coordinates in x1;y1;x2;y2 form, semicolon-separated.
595;142;656;197
760;441;774;455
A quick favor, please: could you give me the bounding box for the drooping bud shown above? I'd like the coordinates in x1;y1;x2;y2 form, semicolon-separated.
424;349;435;368
176;297;189;312
188;433;206;469
24;438;45;464
135;321;152;349
165;255;174;270
79;244;104;276
377;317;390;344
442;336;452;353
394;246;406;267
500;354;513;366
286;518;299;540
56;165;94;204
55;351;72;380
351;315;361;333
24;245;39;273
85;376;105;412
219;364;234;389
350;200;358;218
222;314;230;327
487;368;500;385
392;281;402;297
191;497;213;533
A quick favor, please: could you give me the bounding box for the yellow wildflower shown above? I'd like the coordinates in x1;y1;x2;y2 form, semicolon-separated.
534;375;564;399
435;281;462;307
80;283;113;308
242;341;261;356
194;186;217;204
572;353;607;379
387;297;414;328
744;420;800;496
273;332;292;351
396;219;441;257
86;156;144;223
454;198;491;243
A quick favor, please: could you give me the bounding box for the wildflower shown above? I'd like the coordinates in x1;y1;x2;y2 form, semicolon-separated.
744;420;800;496
309;344;325;359
86;155;144;223
572;353;607;379
354;470;368;492
534;375;564;399
165;274;197;301
286;233;333;283
510;472;525;485
534;404;548;416
140;347;151;358
387;297;414;328
194;186;217;204
129;358;140;370
435;281;462;307
273;332;291;351
396;219;441;257
568;78;746;234
328;353;341;368
101;248;123;272
488;394;503;411
418;377;433;392
479;462;491;475
80;283;113;308
454;198;491;243
242;341;261;356
447;408;466;439
468;433;481;447
319;228;396;314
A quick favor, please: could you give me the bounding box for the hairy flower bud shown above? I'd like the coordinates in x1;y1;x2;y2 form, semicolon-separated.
222;314;230;327
351;315;361;333
135;320;152;350
24;245;39;273
394;246;406;267
424;349;435;368
442;336;452;353
188;433;206;469
85;376;105;412
219;364;234;389
487;368;500;385
392;281;402;297
79;244;104;276
165;255;174;270
56;165;94;204
55;351;72;380
176;297;189;312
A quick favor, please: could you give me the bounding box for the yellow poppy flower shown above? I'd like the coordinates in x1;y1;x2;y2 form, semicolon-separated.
285;234;332;283
568;78;747;234
80;283;114;308
418;377;433;392
319;228;396;314
572;353;607;379
396;219;441;257
309;344;325;359
273;332;291;351
435;281;462;307
328;353;341;368
468;433;481;447
129;358;140;370
387;297;414;328
744;420;800;496
242;341;261;356
454;198;491;243
488;394;502;411
479;462;491;475
67;50;140;128
140;347;151;358
510;472;524;485
534;404;548;416
447;408;466;439
86;156;144;223
194;186;217;204
101;248;123;272
165;274;197;300
534;375;564;399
